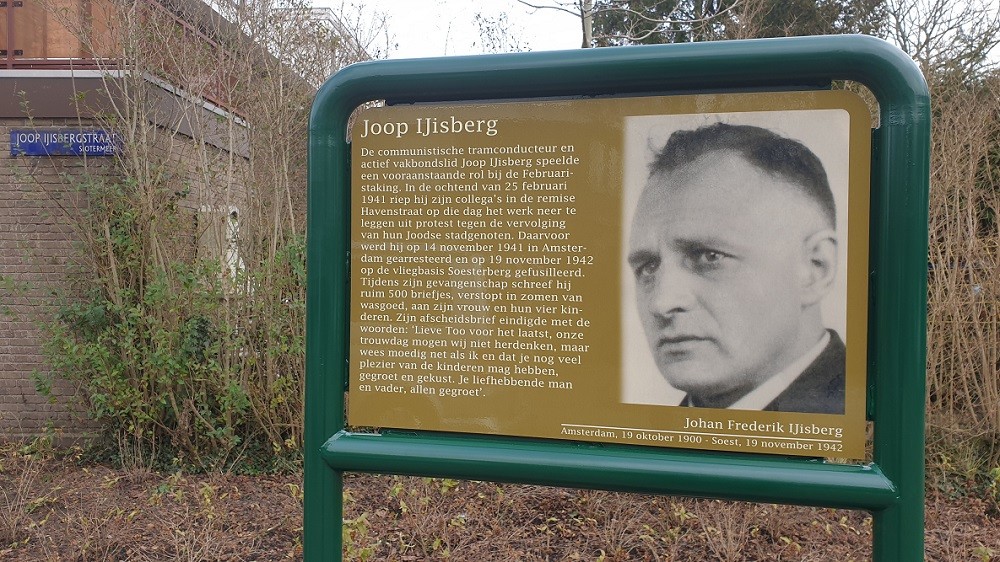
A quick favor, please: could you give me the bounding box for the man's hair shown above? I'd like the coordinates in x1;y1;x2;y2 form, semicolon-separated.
649;122;836;226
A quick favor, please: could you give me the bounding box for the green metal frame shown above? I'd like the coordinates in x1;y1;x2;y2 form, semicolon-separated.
307;35;929;561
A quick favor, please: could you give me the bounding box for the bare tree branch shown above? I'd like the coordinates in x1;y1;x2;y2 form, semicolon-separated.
885;0;1000;81
514;0;583;18
511;0;750;47
593;1;742;27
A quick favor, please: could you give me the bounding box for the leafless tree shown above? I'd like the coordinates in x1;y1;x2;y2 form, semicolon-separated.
474;11;532;53
885;0;1000;83
513;0;746;47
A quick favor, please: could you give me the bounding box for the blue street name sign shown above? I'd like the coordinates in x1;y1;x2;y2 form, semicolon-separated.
10;129;120;156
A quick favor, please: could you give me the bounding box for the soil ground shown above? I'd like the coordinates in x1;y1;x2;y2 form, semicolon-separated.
1;446;997;561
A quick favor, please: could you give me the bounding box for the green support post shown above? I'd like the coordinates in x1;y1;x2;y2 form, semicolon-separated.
307;35;929;561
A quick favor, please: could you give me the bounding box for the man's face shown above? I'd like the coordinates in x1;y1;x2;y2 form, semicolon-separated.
628;151;829;405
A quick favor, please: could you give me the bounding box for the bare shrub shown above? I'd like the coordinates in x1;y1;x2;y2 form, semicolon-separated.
925;72;1000;466
884;0;1000;469
32;0;385;469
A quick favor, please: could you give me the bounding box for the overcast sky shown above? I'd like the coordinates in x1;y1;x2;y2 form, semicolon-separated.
317;0;583;59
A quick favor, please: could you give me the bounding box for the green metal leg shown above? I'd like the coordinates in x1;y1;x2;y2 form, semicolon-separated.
304;462;342;561
873;502;924;560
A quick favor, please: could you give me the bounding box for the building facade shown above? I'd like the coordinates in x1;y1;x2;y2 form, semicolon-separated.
1;0;361;442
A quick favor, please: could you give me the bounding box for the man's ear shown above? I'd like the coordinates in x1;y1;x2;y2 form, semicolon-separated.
799;229;838;306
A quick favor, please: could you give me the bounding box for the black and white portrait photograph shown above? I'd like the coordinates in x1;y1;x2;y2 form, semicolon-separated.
621;110;852;414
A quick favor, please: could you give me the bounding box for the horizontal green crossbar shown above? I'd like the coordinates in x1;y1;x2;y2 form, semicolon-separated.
322;431;897;510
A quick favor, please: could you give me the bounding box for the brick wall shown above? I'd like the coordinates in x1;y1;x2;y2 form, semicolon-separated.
0;73;250;443
0;117;114;442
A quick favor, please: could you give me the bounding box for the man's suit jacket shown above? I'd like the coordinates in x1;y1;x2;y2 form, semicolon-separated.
680;330;846;414
762;330;845;414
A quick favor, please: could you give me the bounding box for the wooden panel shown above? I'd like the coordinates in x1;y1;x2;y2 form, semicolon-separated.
1;5;8;53
43;0;85;58
6;0;119;60
88;0;117;57
14;0;50;58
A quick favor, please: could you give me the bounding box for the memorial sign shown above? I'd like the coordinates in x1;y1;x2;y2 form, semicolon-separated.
348;90;871;459
308;36;930;562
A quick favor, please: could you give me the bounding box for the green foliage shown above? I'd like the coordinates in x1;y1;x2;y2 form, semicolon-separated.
44;260;237;464
746;0;885;38
38;174;306;471
0;273;30;321
343;513;379;561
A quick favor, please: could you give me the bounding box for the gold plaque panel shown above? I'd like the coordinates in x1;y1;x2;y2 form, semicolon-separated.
349;91;871;459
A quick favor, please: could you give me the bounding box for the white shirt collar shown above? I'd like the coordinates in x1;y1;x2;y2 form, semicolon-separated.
727;331;831;411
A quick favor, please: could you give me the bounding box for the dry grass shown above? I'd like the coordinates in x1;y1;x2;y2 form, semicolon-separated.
0;447;44;548
1;444;998;561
